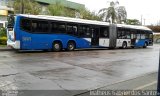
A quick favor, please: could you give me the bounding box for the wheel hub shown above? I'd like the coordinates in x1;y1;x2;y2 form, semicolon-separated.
54;44;60;49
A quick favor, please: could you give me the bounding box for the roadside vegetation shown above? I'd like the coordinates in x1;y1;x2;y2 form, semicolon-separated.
13;0;41;14
98;1;127;24
0;27;7;45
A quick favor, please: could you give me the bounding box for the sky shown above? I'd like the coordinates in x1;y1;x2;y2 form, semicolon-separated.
68;0;160;25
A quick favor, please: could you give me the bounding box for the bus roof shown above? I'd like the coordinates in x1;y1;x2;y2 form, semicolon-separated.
117;24;152;31
18;14;110;26
17;14;152;31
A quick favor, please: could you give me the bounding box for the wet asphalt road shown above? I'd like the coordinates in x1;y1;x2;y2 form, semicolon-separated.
0;44;159;96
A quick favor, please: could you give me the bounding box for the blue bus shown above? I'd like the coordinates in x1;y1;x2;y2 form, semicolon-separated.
7;14;153;51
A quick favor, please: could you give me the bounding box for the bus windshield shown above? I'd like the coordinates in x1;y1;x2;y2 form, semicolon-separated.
7;15;15;28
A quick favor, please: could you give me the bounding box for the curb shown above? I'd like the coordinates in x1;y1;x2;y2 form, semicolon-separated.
0;47;12;51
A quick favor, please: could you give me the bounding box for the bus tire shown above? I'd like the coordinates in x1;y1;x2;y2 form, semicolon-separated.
109;47;115;49
43;49;49;52
52;41;62;52
122;42;127;49
67;41;76;51
143;42;147;48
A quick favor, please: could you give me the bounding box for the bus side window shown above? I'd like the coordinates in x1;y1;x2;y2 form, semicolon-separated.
51;22;66;33
117;28;122;39
86;27;90;37
131;30;137;39
141;31;145;39
145;33;149;39
73;26;78;35
66;23;78;35
51;22;58;33
58;24;66;32
136;30;141;39
32;22;38;33
31;20;49;33
149;33;153;39
78;25;84;37
121;31;126;39
21;18;31;32
100;27;109;38
126;30;131;39
78;25;90;38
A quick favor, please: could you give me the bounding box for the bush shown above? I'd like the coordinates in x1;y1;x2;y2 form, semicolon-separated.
0;37;7;45
0;27;7;37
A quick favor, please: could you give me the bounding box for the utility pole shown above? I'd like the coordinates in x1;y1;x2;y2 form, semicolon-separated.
141;15;143;25
143;19;145;26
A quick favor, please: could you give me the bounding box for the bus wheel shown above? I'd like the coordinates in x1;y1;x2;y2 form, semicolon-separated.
67;41;76;51
53;42;62;52
143;42;147;48
122;42;127;49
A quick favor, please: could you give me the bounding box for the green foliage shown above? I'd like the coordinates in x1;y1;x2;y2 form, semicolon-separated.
48;2;76;17
13;0;41;15
0;27;7;37
47;2;101;21
79;8;101;21
126;19;141;25
0;37;7;45
48;2;65;16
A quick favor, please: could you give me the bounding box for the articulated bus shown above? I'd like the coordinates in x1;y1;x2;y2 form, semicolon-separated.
7;14;153;51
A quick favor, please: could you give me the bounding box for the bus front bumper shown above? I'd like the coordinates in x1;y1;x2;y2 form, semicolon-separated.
7;40;20;49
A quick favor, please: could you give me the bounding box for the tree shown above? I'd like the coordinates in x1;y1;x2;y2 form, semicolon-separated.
117;6;127;23
13;0;41;15
147;26;160;32
48;2;66;16
98;1;127;24
48;3;101;21
79;8;101;21
126;19;141;25
0;27;6;37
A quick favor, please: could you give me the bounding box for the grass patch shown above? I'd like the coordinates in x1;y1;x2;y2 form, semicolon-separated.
0;45;7;47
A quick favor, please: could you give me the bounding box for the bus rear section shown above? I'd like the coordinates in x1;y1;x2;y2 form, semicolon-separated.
7;15;20;49
130;31;153;48
115;24;153;49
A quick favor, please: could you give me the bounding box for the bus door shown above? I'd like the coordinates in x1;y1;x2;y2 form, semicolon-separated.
131;32;136;45
7;15;15;42
148;32;153;45
91;27;99;46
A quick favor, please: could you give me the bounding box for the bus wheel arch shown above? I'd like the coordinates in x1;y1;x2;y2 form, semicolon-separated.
122;41;127;49
52;40;62;52
67;40;76;51
143;41;148;48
